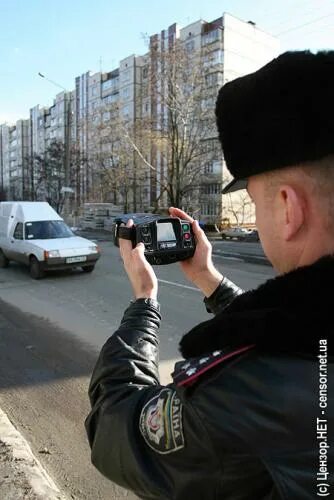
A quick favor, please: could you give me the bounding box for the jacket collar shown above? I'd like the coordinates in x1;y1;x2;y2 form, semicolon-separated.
180;255;334;359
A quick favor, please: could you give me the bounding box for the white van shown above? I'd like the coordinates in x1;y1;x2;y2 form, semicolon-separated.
0;202;100;279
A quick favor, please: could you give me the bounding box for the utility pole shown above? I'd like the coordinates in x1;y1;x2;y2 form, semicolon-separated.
38;73;72;214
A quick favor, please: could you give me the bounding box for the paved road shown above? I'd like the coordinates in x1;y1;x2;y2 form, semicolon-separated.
0;243;275;499
76;228;269;265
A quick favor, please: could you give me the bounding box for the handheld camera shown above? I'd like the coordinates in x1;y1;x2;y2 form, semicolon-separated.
113;213;196;265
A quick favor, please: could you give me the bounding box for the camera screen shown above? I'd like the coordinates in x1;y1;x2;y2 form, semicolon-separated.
157;222;176;242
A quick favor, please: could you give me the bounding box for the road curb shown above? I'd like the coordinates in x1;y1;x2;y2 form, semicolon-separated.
0;407;67;499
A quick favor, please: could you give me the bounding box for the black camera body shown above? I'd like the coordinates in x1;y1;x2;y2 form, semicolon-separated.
113;213;196;265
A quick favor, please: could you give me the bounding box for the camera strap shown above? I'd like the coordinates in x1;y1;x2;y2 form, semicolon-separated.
118;226;135;241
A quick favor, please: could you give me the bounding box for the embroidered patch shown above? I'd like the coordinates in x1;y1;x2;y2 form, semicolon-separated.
139;388;184;454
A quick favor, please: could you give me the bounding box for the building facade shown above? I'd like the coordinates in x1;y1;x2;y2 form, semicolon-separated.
0;12;279;221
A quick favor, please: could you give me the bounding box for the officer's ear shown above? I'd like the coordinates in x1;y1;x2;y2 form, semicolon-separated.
277;184;305;241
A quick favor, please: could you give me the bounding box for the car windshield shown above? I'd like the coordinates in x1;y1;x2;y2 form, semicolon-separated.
25;221;74;240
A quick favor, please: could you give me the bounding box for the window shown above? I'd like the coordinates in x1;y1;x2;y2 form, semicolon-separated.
201;203;218;216
102;80;112;90
202;97;215;110
13;222;23;240
103;93;119;105
122;86;130;99
90;101;99;112
201;183;221;194
122;69;130;82
212;49;224;65
91;85;98;97
205;72;223;87
143;67;148;78
203;49;224;67
122;104;130;118
102;77;119;92
185;40;195;53
25;221;73;240
202;28;221;46
212;160;221;173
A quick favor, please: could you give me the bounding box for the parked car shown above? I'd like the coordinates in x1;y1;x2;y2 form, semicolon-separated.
0;202;100;279
221;227;260;242
201;223;220;234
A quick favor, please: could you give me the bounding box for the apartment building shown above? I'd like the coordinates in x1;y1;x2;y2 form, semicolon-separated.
0;124;9;197
75;53;149;210
0;12;279;221
0;120;30;199
147;13;279;223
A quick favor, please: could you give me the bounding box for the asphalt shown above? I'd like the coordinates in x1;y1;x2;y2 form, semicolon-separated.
76;228;270;266
0;407;67;500
0;234;272;499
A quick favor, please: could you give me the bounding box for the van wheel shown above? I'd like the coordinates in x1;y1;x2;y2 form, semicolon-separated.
30;256;45;280
0;250;9;268
82;265;95;273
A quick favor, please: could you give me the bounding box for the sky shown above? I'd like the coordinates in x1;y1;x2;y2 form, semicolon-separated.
1;0;334;124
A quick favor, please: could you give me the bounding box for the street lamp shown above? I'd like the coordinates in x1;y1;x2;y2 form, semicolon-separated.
38;73;67;92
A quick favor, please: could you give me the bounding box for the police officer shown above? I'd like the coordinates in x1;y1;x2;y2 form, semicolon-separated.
85;51;334;499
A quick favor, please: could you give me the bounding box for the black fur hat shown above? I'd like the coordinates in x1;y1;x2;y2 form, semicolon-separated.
216;51;334;193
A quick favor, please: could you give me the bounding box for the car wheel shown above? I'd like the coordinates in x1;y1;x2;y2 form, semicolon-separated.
29;256;45;280
82;265;95;273
0;249;9;268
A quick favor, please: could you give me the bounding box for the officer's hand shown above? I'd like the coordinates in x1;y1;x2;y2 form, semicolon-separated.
169;207;223;297
119;219;158;300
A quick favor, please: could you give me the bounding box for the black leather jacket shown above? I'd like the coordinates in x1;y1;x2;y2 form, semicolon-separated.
86;257;334;499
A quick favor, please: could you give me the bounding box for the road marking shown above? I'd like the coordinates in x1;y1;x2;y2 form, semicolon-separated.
214;254;244;262
158;279;201;292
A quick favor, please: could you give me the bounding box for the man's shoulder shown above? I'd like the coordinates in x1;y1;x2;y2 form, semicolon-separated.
172;344;256;388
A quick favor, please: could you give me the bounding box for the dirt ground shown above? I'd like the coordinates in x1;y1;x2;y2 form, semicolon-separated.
0;439;39;500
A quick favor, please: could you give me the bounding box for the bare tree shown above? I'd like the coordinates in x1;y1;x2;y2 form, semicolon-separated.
86;103;147;212
31;140;84;214
222;173;254;226
0;187;8;201
84;38;219;215
125;38;217;211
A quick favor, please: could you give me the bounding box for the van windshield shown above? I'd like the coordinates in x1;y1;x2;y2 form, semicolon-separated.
25;221;74;240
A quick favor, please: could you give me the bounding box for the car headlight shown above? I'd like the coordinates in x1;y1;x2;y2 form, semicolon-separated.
45;250;61;259
89;246;99;253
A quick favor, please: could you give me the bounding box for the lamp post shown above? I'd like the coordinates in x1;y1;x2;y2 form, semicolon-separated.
38;72;72;214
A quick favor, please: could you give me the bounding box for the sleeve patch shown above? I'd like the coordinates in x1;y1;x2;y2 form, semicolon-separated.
139;388;185;455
